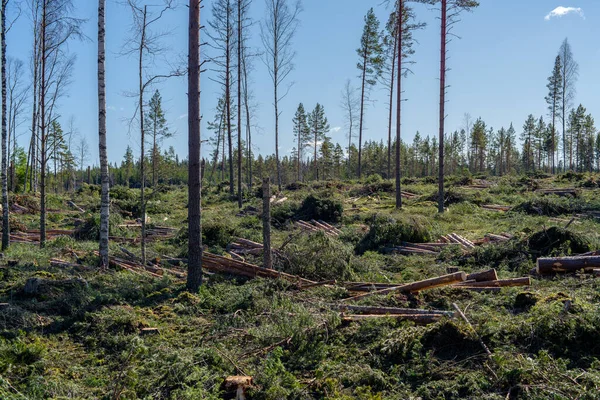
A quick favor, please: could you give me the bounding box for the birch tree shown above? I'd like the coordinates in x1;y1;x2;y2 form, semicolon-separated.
558;38;578;171
260;0;301;190
98;0;109;267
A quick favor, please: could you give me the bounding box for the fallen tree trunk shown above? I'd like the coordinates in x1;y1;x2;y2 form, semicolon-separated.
466;268;498;282
455;277;530;288
341;272;467;302
341;313;443;324
536;255;600;274
339;305;454;316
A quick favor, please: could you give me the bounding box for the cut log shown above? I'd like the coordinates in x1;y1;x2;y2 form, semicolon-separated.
536;255;600;274
341;272;467;302
298;280;336;289
235;238;263;249
466;268;498;282
341;313;443;324
455;277;530;288
339;305;454;317
224;376;253;400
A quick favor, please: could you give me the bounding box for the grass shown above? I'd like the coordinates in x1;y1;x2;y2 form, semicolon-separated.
0;176;599;398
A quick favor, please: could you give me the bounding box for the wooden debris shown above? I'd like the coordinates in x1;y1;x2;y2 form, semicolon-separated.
401;191;418;199
455;277;531;288
341;313;443;324
341;272;467;302
536;255;600;275
481;204;511;212
140;327;159;335
295;220;339;237
298;280;336;289
339;305;454;317
223;376;253;400
536;188;578;197
67;200;85;213
466;268;498;282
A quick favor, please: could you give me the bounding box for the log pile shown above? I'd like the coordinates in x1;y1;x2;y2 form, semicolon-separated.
202;252;314;285
536;255;600;275
228;238;265;256
440;233;475;250
481;204;511;212
338;305;454;325
295;220;341;237
342;269;531;297
9;229;74;244
536;188;578;197
482;232;513;243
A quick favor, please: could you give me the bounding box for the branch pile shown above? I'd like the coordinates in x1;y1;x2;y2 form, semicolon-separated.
295;220;341;237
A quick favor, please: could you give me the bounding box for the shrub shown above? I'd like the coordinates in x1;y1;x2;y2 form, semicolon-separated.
73;213;124;241
295;195;343;223
528;227;591;256
284;232;354;281
356;215;433;254
512;197;583;216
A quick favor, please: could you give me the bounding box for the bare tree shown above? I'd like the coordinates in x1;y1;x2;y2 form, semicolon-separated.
124;0;180;264
7;58;28;192
38;0;84;247
206;0;235;195
340;79;359;173
437;0;478;213
558;38;578;171
187;0;203;292
98;0;109;267
260;0;301;190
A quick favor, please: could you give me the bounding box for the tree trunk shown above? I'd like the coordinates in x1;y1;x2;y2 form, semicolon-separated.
39;2;47;248
226;0;233;195
395;0;402;209
236;0;242;208
438;0;446;214
1;0;8;249
139;6;147;264
186;0;202;292
98;0;110;268
262;177;272;269
537;255;600;275
386;28;397;180
357;49;367;179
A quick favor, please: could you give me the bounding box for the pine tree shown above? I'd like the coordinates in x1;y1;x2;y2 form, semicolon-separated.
545;55;562;174
521;114;536;172
145;90;172;187
308;103;330;180
292;103;310;181
356;8;384;178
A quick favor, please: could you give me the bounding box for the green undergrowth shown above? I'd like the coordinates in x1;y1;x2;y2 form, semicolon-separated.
0;176;600;398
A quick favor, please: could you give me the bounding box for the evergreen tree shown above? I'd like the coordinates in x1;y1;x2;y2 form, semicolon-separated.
521;115;536;172
308;103;330;180
545;55;563;174
145;90;172;186
292;103;310;181
356;8;384;178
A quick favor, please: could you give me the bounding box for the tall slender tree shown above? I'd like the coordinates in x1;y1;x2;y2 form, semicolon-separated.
545;55;562;174
340;79;359;174
356;8;383;179
292;103;309;181
98;0;109;267
558;38;578;171
437;0;478;213
308;103;330;180
261;0;301;190
1;0;9;250
187;0;202;292
145;90;171;186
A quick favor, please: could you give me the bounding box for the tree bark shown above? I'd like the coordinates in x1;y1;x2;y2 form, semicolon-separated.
39;1;47;248
1;0;9;250
236;0;242;208
395;0;403;209
186;0;203;292
438;0;446;214
537;255;600;275
357;48;367;179
98;0;110;267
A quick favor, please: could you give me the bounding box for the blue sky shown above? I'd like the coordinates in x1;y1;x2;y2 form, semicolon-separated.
3;1;599;166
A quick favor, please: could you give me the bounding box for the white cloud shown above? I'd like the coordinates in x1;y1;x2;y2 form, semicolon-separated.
330;126;341;133
545;6;584;21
